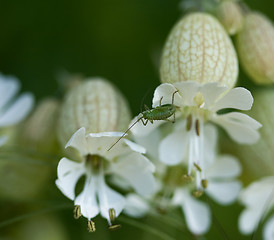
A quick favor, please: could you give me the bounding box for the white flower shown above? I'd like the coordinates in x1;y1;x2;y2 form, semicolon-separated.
126;124;242;235
239;176;274;238
153;82;261;144
0;73;34;146
131;81;261;182
170;125;242;234
56;127;155;226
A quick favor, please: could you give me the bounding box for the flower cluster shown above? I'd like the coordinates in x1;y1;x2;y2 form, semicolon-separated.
2;0;274;239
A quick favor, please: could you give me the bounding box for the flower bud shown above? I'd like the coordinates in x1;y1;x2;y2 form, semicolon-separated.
220;88;274;184
58;78;131;147
19;98;60;152
236;12;274;85
216;1;243;35
160;13;238;88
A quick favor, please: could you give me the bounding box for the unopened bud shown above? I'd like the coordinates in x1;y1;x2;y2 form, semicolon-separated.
58;78;131;147
160;13;238;88
236;12;274;85
216;1;243;35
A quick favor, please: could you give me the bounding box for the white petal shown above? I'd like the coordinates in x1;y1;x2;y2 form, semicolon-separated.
88;132;125;137
172;188;187;206
212;87;253;112
206;181;242;205
133;126;162;159
239;177;274;207
130;114;164;137
97;175;125;222
183;193;211;234
207;155;242;179
124;194;149;218
123;139;146;154
0;136;8;146
239;208;263;234
264;216;274;240
212;112;262;144
203;124;218;168
159;128;188;165
0;93;34;127
173;81;200;106
0;75;19;110
65;127;89;156
111;152;156;196
56;158;85;200
152;83;183;108
199;83;227;108
86;132;130;157
75;175;99;219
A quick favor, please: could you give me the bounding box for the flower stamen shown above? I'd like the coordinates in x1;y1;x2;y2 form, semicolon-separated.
195;119;200;136
109;208;116;223
186;114;192;131
109;224;122;231
201;179;208;189
74;205;82;219
194;163;202;172
192;189;204;198
183;174;193;182
87;220;96;232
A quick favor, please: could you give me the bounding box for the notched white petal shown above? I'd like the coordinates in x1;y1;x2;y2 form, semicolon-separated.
56;158;85;200
212;87;254;112
207;181;242;205
65;127;88;155
124;194;149;218
239;208;262;234
152;83;182;108
213;112;262;144
98;176;125;222
123;139;146;154
207;155;242;179
111;152;156;196
263;216;274;240
199;83;227;108
159;129;188;165
0;93;34;127
183;194;211;234
0;75;19;109
173;81;200;106
75;176;99;219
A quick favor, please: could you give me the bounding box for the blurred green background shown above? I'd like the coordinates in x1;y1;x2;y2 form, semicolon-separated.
0;0;273;239
0;0;272;114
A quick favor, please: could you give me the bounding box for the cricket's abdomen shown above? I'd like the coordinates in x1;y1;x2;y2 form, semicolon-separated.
142;104;176;120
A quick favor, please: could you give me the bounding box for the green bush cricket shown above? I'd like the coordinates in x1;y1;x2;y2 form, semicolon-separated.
107;90;179;151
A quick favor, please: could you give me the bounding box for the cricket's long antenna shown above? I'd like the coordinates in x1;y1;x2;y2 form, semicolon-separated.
107;116;143;151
